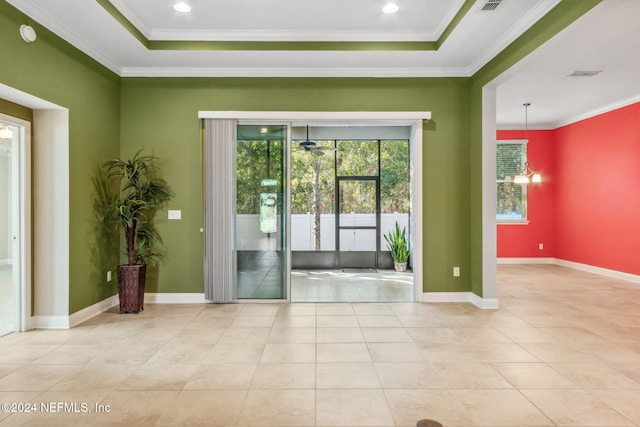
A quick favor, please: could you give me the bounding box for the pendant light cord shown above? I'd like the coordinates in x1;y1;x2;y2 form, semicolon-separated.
524;102;530;141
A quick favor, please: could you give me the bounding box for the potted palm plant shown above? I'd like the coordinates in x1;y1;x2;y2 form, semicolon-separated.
384;222;410;272
99;150;173;313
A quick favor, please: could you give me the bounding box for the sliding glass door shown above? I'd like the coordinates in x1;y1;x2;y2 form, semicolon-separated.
0;118;24;336
235;125;289;299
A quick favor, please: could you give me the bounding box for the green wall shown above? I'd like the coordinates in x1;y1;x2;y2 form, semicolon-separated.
1;0;600;313
0;98;33;121
120;77;472;294
0;2;121;314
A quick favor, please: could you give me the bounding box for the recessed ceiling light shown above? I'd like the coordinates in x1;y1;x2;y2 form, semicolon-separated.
173;2;191;13
382;2;399;13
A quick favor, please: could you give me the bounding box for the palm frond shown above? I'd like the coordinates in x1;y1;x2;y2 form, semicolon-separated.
98;149;174;265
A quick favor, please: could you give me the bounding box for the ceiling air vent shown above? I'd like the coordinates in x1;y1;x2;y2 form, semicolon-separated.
568;70;602;77
481;0;502;11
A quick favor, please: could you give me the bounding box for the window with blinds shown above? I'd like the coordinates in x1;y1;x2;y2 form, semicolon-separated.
497;141;527;221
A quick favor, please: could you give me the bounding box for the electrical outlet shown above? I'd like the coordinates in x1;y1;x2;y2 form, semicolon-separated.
107;271;112;282
453;267;460;277
539;243;544;250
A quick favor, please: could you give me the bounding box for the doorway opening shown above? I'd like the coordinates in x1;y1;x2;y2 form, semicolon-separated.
0;114;30;336
290;126;412;302
201;110;428;305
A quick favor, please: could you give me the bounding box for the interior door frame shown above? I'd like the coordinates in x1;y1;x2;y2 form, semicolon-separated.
235;121;292;301
0;113;32;332
335;176;380;269
200;111;430;302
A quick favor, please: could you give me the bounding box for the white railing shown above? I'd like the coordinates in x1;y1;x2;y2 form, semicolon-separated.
236;213;409;251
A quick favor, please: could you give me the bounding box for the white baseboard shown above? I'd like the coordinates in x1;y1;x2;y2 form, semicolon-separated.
554;259;640;284
422;292;471;303
144;293;207;304
497;257;554;264
470;293;500;309
30;295;118;330
32;315;70;329
497;257;640;284
32;293;206;329
69;294;118;328
422;292;499;309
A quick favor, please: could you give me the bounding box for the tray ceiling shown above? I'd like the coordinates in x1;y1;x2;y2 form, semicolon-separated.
7;0;559;77
4;0;640;128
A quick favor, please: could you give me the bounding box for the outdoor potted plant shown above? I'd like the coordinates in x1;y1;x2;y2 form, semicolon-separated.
384;222;410;272
99;150;173;313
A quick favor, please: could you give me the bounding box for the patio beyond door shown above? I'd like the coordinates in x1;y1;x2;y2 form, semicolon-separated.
336;177;379;269
291;136;409;270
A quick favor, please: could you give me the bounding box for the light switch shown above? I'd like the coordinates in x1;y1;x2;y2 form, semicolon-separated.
168;210;182;220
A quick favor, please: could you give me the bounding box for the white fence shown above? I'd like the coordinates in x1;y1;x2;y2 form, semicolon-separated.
236;213;409;251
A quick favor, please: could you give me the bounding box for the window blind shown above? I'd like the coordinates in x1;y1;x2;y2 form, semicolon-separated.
203;119;238;303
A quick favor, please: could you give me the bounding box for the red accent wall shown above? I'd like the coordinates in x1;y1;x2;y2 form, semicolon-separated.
554;103;640;275
497;130;555;258
498;102;640;276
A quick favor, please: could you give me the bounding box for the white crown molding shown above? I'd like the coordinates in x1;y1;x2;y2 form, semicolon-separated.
553;95;640;129
120;66;470;78
5;0;123;75
109;0;152;38
6;0;555;80
497;124;556;130
432;0;467;40
149;29;435;42
468;0;561;75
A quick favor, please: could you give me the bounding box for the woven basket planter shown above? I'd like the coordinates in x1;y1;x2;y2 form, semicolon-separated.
117;264;146;313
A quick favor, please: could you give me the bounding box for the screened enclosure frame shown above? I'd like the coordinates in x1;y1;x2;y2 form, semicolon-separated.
199;111;430;303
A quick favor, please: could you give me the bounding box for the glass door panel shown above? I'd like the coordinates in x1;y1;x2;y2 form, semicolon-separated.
379;140;410;268
236;125;288;299
0;122;17;336
337;178;379;268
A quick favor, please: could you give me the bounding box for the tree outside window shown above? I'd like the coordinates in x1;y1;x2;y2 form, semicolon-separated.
497;141;527;221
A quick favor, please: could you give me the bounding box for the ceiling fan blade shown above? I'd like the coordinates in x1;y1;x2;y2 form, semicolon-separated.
311;148;325;156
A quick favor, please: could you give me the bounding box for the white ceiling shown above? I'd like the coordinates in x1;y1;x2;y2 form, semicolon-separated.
113;0;463;41
496;0;640;128
6;0;640;128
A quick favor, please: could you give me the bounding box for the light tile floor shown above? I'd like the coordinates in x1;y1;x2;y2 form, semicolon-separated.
292;270;413;302
0;264;639;426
